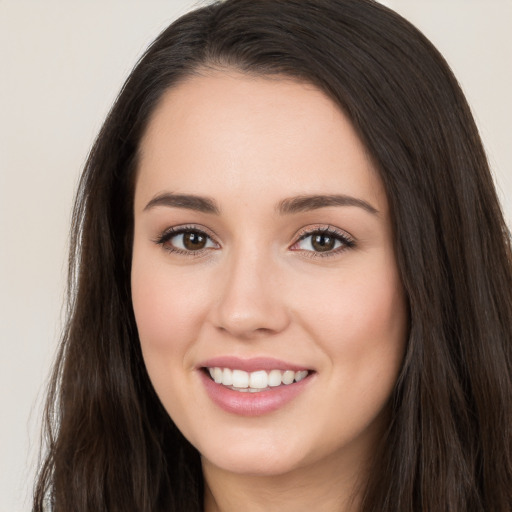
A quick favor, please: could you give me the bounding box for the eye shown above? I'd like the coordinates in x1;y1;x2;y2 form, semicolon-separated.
290;227;355;257
155;226;219;254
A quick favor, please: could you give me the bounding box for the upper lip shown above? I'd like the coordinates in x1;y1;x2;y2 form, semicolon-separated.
198;356;311;373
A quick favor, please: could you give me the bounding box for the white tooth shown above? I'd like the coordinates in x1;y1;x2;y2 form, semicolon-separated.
232;369;249;388
248;387;261;392
213;367;223;384
222;368;233;386
249;370;268;389
208;367;215;379
282;370;295;385
268;369;282;387
295;370;308;382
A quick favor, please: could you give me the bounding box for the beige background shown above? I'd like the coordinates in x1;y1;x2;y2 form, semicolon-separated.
1;1;510;510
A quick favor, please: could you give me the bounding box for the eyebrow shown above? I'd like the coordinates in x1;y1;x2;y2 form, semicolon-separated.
143;192;378;216
276;194;378;215
144;193;220;214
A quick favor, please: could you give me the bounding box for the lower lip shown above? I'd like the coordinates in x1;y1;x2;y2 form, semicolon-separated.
199;370;313;417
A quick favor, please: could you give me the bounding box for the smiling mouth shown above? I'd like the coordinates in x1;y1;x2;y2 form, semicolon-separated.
204;367;312;392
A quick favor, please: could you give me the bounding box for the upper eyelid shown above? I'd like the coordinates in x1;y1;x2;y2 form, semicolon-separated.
157;224;219;242
157;223;353;237
294;225;355;242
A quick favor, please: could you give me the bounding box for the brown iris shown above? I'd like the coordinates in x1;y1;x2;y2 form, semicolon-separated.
311;233;336;252
183;231;208;250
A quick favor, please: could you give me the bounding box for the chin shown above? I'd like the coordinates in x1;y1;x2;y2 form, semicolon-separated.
198;432;310;477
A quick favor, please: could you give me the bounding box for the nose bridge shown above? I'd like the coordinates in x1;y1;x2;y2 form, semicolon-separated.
212;240;289;338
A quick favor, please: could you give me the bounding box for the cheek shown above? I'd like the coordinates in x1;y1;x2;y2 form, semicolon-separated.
131;250;209;364
297;256;407;380
293;259;407;446
131;250;216;428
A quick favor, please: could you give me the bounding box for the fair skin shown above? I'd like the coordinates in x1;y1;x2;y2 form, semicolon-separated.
131;71;408;512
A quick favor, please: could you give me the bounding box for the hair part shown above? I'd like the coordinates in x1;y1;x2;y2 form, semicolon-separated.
34;1;512;510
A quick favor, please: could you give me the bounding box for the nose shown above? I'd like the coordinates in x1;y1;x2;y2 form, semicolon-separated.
210;248;291;340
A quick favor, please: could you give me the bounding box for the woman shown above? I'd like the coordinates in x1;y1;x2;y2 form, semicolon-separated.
33;0;512;510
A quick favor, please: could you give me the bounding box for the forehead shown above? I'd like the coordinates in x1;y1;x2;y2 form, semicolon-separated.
135;71;387;214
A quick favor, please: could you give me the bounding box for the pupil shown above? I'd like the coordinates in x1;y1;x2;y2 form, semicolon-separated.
312;234;335;252
183;232;206;250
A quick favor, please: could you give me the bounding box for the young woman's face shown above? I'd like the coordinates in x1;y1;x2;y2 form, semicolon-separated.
131;72;408;478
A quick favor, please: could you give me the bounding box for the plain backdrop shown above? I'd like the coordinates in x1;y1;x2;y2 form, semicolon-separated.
1;2;511;511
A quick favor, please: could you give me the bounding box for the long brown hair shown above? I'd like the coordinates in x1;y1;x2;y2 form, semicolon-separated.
34;1;512;510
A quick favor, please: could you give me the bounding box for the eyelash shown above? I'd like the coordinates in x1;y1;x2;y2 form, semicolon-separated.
154;224;356;259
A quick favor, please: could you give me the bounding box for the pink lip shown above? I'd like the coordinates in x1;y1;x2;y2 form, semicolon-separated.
198;356;310;373
197;357;315;417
